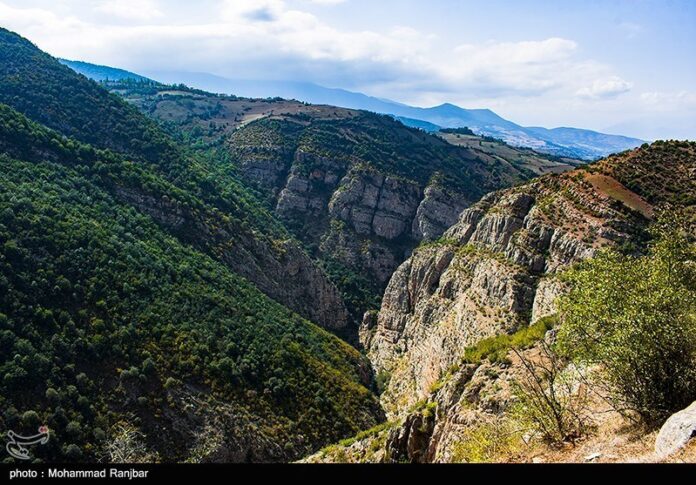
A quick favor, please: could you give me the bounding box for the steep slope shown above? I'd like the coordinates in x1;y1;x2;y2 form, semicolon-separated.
366;141;694;415
0;102;382;462
311;140;695;462
0;30;169;160
106;82;541;322
0;29;384;461
0;28;349;332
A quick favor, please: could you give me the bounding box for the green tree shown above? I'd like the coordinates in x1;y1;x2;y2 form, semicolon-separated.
556;216;696;425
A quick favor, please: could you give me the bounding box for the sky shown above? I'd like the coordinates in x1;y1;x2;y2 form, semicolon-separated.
0;0;694;140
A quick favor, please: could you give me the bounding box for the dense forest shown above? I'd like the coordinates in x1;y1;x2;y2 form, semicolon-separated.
0;28;383;462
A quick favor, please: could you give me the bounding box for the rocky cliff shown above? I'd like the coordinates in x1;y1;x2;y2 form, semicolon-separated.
364;167;647;415
228;112;535;322
308;141;695;462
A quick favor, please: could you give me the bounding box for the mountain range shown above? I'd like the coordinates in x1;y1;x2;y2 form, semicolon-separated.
1;28;693;465
59;60;644;161
3;29;552;462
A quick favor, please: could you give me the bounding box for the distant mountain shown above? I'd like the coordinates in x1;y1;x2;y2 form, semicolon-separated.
59;58;153;82
66;63;644;160
392;115;441;132
140;71;646;160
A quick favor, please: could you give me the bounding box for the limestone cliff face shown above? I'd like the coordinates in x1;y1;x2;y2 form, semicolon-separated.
227;113;533;326
363;168;650;417
236;146;472;291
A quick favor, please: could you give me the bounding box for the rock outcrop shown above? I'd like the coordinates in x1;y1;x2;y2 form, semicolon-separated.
312;141;695;464
237;146;474;290
303;142;696;464
655;401;696;459
228;113;531;323
363;169;650;415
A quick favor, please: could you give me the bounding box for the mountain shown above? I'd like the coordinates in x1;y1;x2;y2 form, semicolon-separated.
61;63;645;160
136;70;644;160
392;116;442;132
0;27;384;462
0;29;349;332
4;29;689;465
101;81;577;325
59;59;153;83
0;26;575;464
305;140;696;463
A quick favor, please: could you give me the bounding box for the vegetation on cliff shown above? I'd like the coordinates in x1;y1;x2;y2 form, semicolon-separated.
557;215;696;425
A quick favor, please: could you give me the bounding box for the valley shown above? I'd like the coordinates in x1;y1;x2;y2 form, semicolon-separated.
0;26;694;466
105;80;566;329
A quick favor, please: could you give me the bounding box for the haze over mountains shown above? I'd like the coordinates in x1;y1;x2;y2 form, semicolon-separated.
59;60;644;161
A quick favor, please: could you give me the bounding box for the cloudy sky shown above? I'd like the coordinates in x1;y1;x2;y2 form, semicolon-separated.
1;0;694;139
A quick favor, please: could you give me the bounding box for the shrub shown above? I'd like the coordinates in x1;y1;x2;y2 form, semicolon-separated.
556;217;696;425
104;422;158;463
63;444;82;460
451;419;521;463
512;341;591;444
65;421;82;437
45;388;60;403
375;370;391;395
21;410;40;428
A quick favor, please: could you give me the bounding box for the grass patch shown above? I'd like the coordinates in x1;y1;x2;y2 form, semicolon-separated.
335;421;397;448
451;420;523;463
461;315;557;365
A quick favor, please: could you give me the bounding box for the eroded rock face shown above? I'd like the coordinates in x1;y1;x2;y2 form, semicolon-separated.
276;152;346;219
385;409;436;463
531;277;566;323
412;185;470;241
363;172;649;416
236;148;481;292
329;169;422;240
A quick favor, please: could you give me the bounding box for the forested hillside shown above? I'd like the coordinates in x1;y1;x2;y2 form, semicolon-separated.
0;29;383;462
0;27;350;332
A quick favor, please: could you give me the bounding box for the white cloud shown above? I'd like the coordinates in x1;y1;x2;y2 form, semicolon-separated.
640;90;696;110
221;0;285;22
94;0;163;21
0;0;645;123
0;0;629;101
576;76;633;99
443;38;579;95
305;0;347;4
